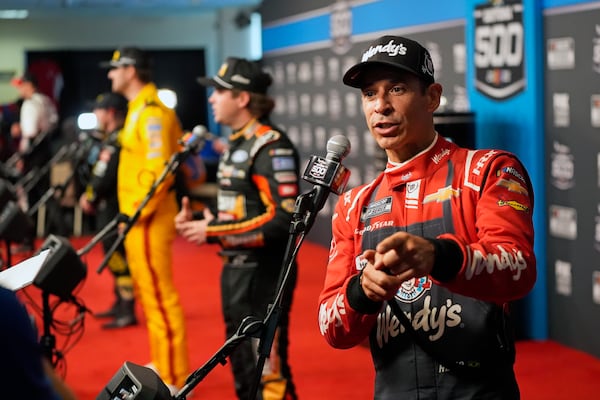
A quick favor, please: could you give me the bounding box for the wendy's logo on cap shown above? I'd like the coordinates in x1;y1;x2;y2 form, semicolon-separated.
342;35;435;88
361;39;407;62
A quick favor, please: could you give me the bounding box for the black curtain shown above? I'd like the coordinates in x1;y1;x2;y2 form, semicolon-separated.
26;48;209;135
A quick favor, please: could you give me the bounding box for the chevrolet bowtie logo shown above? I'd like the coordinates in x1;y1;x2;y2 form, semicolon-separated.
423;186;460;204
496;178;529;195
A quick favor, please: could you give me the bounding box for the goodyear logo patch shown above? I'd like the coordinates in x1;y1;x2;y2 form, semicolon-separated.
498;199;529;212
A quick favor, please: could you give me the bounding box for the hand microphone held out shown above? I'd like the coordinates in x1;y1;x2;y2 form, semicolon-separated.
302;134;351;213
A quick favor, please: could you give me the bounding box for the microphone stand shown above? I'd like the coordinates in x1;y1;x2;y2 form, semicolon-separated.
76;214;123;258
247;190;318;399
40;290;57;363
14;143;70;194
174;316;264;399
27;157;78;217
5;128;53;170
25;142;92;243
174;189;319;400
95;149;189;274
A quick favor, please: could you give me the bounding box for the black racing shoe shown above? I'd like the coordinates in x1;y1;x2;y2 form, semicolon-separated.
94;302;120;319
101;314;138;329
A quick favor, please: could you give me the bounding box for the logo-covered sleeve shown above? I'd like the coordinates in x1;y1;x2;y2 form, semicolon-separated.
317;187;380;349
438;150;536;303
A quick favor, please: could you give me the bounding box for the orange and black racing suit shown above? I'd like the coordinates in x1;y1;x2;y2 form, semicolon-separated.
205;118;300;400
118;83;189;388
318;134;536;399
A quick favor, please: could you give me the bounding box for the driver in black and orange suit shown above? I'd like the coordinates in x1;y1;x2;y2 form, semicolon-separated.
175;57;300;400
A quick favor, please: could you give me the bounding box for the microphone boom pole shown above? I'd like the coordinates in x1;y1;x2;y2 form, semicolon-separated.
247;134;351;399
96;152;179;273
98;134;350;400
96;127;208;273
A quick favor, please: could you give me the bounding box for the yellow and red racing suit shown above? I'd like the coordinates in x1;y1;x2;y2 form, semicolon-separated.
118;83;189;387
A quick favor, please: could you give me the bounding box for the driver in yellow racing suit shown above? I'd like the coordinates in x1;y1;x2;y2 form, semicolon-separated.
104;47;189;391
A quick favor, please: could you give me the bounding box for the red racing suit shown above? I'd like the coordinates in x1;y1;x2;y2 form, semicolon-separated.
318;134;536;399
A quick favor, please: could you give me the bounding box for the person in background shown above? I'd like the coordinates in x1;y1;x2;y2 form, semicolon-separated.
0;285;77;400
102;47;189;392
79;92;137;330
9;72;59;251
317;35;536;399
175;57;300;400
10;72;58;162
0;100;22;162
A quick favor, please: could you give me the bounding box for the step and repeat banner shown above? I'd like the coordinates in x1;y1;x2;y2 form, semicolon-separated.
260;0;600;348
544;1;600;358
260;0;468;246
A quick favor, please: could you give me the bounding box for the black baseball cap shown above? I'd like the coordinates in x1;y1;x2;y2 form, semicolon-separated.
197;57;272;94
343;35;435;88
91;92;128;113
100;47;151;70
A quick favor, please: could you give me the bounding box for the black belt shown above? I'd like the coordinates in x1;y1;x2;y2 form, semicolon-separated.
218;250;259;265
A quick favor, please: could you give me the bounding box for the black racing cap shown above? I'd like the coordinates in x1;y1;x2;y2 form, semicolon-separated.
100;47;151;70
91;92;128;113
197;57;272;94
343;35;435;88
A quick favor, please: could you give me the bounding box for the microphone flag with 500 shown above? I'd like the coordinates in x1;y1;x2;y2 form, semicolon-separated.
302;134;351;213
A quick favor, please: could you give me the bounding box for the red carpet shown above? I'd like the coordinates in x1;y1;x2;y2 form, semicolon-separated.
12;236;600;399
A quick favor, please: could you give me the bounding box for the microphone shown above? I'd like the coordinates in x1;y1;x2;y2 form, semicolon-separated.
179;125;213;155
302;134;351;213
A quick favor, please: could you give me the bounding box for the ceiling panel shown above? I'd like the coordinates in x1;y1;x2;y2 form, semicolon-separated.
0;0;261;16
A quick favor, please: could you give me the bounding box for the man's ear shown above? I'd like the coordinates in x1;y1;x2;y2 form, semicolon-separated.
236;90;251;108
427;83;443;112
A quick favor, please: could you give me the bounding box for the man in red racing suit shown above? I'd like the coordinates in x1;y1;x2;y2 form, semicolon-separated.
318;35;536;400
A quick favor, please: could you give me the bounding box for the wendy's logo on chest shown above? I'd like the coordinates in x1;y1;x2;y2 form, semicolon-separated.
405;180;421;210
406;181;420;194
